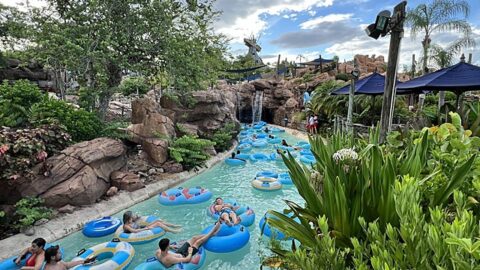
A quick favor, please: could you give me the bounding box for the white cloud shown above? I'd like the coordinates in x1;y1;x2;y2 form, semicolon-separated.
300;13;354;29
308;10;317;16
214;0;334;43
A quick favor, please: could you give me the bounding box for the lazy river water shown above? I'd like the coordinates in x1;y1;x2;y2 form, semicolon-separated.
56;128;305;269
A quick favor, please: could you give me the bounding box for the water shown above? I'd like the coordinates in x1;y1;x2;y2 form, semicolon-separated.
252;91;264;124
57;130;304;269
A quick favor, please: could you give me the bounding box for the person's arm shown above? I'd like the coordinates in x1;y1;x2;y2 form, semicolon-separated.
15;247;30;264
168;248;193;264
62;260;84;269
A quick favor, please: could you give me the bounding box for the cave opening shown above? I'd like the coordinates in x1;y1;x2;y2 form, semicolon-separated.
261;107;275;124
238;106;253;123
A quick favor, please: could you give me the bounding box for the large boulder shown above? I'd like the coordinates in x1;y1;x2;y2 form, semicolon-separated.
111;171;145;192
11;138;127;208
252;79;272;90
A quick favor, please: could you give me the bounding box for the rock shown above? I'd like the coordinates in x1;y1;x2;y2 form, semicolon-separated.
11;138;127;208
204;145;217;156
157;168;165;173
34;218;49;226
148;168;156;175
285;98;299;109
21;227;35;236
131;97;158;124
106;186;119;197
58;204;75;214
111;171;145;192
252;79;271;90
162;161;184;173
176;123;199;136
142;138;169;165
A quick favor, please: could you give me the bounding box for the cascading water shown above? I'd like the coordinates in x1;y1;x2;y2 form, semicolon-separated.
252;90;264;124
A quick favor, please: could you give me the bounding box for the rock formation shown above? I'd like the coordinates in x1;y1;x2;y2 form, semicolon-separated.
1;138;127;208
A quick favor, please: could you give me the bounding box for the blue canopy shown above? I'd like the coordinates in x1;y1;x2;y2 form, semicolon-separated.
396;61;480;93
331;72;412;96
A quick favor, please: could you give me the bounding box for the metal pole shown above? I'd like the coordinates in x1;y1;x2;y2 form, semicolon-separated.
379;1;407;143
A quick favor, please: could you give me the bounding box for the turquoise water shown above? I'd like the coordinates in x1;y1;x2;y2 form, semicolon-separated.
57;130;304;269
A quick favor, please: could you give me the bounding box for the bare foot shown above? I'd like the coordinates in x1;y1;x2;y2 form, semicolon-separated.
169;228;182;233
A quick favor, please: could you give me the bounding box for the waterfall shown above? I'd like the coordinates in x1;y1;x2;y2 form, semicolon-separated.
252;90;264;124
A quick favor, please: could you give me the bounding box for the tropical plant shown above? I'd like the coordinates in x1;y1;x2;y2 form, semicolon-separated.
210;122;238;152
14;197;52;229
119;76;150;96
307;80;347;120
0;80;43;127
168;135;215;170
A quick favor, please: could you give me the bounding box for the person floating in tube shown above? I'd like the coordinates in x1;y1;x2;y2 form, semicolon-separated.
213;197;241;226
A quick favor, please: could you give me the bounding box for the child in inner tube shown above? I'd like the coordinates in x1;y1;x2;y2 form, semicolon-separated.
122;211;182;234
44;245;96;270
213;197;241;226
231;152;246;162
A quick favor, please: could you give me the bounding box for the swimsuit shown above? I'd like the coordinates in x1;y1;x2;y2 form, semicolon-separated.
176;242;199;257
124;222;141;233
25;253;37;267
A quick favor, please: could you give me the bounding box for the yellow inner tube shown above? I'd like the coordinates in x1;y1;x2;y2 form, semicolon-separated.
251;178;282;190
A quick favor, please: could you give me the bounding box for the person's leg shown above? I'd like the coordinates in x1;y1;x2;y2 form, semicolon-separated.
191;221;221;248
148;221;181;233
229;212;239;225
220;213;231;225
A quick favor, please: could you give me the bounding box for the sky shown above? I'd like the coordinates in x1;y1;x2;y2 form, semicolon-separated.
212;0;480;67
3;0;480;67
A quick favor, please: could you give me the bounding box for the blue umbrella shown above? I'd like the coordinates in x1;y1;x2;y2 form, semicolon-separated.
396;61;480;109
331;72;413;96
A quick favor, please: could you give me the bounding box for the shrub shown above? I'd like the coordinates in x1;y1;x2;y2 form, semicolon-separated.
14;197;52;229
302;73;314;82
210;122;237;152
119;76;150;96
335;73;350;81
169;135;215;170
0;80;44;127
30;97;103;141
0;124;71;181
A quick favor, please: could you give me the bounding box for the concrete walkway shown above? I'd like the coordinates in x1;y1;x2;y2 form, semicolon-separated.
0;142;237;260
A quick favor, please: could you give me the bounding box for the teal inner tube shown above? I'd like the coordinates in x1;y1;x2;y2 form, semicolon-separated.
225;158;246;166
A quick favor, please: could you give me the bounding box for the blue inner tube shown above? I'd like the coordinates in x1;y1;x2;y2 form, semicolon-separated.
296;141;309;145
201;224;250;253
300;149;313;156
83;217;122;237
158;187;212;206
237;144;252;152
134;244;206;270
270;128;285;133
278;173;293;185
235;153;250;160
225;158;246;166
250;153;271;162
207;199;255;227
256;133;267;139
300;155;316;165
279;145;295;152
256;171;278;178
0;244;64;270
252;140;267;148
267;138;281;144
240;138;253;144
253;124;263;129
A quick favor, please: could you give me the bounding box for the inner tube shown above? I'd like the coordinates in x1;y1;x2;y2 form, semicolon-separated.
253;124;263;129
256;133;267;139
201;224;250;253
71;239;134;270
270;128;285;133
250;153;271;162
235;153;250;160
158;187;212;206
300;149;313;156
278;173;293;185
225;158;246;166
207;199;255;227
83;217;122;238
300;155;316;165
251;177;282;191
115;216;165;244
0;244;64;270
296;143;311;150
256;171;278;179
278;145;295;152
259;213;295;241
267;138;281;144
134;243;206;270
252;140;268;148
240;138;253;145
296;141;309;146
237;143;252;152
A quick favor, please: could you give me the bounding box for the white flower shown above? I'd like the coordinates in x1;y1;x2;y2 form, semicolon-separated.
332;148;358;162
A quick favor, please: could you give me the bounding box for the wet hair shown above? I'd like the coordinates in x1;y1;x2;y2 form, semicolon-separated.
32;238;46;249
159;238;170;251
231;153;235;158
44;246;59;263
123;211;133;224
236;150;240;154
214;197;222;204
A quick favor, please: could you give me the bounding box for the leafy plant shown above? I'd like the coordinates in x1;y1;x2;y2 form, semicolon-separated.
210;122;237;152
119;76;150;96
335;73;349;81
29;96;103;142
168;135;215;170
14;197;52;229
0;80;43;127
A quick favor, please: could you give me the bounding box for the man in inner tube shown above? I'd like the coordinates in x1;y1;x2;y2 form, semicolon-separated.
156;221;221;268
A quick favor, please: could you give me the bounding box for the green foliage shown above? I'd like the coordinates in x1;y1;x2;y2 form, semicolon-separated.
77;87;98;112
100;120;130;140
210;122;238;152
0;124;71;181
119;76;149;96
14;197;52;229
335;73;350;81
302;73;314;83
292;111;306;123
307;80;347;120
29;97;102;142
169;135;215;170
0;80;43;127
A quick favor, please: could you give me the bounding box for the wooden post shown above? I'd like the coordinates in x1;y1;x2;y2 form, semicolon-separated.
409;54;416;106
468;53;472;64
347;59;357;134
276;54;281;79
319;55;323;73
379;1;407;143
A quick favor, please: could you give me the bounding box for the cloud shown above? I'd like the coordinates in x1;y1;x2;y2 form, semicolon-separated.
213;0;334;43
300;13;353;29
270;21;358;48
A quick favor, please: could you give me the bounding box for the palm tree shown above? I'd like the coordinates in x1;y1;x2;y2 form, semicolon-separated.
407;0;475;74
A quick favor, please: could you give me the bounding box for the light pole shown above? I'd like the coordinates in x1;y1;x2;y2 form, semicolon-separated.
347;61;360;134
